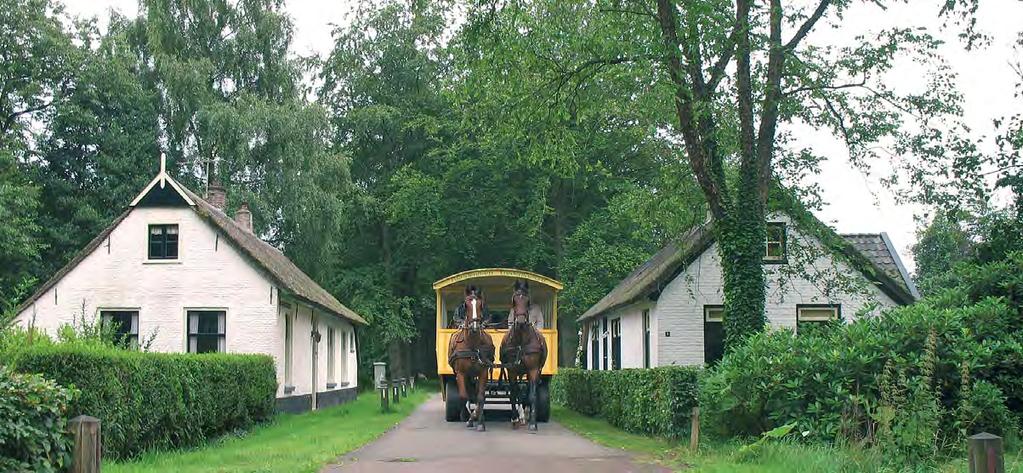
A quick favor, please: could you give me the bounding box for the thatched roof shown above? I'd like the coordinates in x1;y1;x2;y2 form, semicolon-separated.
16;175;366;326
578;219;918;322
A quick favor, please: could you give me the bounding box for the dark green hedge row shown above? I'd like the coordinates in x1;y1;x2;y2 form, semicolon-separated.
552;366;701;439
0;367;76;473
13;344;277;459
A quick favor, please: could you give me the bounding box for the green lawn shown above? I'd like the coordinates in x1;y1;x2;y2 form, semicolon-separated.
553;405;1023;472
107;386;434;473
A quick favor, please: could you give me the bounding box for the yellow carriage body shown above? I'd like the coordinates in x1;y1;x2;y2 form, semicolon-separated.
434;268;561;379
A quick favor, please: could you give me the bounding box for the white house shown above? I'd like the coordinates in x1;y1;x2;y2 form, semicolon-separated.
578;213;919;370
11;159;367;413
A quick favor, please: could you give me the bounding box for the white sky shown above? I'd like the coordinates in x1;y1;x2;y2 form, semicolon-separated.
61;0;1023;273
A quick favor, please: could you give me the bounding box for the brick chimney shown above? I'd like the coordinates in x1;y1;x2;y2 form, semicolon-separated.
235;202;253;233
206;179;227;211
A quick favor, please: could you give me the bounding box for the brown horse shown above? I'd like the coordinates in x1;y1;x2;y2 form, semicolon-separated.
500;280;548;431
447;286;495;431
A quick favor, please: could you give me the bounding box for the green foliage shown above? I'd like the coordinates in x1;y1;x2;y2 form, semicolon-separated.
0;367;76;473
551;367;700;439
700;253;1023;464
11;344;277;460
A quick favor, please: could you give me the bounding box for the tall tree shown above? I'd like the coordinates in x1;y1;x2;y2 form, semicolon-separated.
467;0;980;349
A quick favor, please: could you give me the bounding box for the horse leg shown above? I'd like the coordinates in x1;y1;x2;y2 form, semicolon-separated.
457;371;473;428
509;371;520;427
475;368;488;432
528;367;539;432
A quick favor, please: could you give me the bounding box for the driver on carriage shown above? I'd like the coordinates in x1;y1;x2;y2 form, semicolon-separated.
507;280;544;329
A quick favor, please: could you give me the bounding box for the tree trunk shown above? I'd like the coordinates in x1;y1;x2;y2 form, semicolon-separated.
716;202;768;350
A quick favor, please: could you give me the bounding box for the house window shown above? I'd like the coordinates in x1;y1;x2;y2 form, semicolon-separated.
642;309;651;368
764;222;786;262
327;327;336;385
610;318;622;370
590;320;599;370
601;317;609;370
284;312;293;386
148;224;179;260
101;310;138;348
704;305;725;365
187;310;225;353
797;305;840;334
340;330;349;383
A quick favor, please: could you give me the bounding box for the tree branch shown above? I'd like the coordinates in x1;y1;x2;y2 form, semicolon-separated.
784;0;831;50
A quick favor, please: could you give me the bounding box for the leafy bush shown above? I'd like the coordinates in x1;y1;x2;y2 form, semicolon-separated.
0;367;76;473
552;366;700;439
12;344;277;459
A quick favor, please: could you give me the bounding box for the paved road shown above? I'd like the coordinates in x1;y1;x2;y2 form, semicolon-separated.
322;395;669;473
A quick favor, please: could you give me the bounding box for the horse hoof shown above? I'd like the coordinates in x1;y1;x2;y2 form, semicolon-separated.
477;424;486;432
528;424;538;432
465;421;475;429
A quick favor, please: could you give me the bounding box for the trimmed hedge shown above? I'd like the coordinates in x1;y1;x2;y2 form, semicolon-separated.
552;366;700;439
13;344;277;459
0;367;76;472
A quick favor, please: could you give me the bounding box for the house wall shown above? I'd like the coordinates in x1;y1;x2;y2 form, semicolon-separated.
13;205;359;407
584;300;655;370
277;300;358;401
14;207;279;357
583;214;901;369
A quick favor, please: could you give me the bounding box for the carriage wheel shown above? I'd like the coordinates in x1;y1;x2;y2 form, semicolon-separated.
445;379;464;422
536;381;551;423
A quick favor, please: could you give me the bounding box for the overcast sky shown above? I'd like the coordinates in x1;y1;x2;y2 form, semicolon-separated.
60;0;1023;272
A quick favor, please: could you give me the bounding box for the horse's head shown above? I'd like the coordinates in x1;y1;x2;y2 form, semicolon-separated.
463;286;485;333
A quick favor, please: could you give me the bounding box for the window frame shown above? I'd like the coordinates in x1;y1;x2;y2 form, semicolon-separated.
100;309;139;349
703;305;725;365
186;309;226;354
764;222;787;264
796;304;841;334
601;317;609;370
284;311;294;388
148;224;180;261
610;317;622;370
589;320;599;370
642;309;651;368
327;326;336;385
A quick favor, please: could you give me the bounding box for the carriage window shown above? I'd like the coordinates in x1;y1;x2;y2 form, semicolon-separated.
704;306;725;365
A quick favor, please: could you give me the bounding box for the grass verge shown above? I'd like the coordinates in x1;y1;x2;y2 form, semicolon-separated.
106;385;434;473
553;405;1023;472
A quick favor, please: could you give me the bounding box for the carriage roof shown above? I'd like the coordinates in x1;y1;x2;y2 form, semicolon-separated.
432;268;564;291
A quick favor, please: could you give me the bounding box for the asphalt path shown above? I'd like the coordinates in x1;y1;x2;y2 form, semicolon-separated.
321;394;669;473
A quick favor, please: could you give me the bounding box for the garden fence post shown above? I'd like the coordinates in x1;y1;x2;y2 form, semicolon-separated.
68;415;101;473
968;432;1004;473
689;407;700;451
392;380;401;404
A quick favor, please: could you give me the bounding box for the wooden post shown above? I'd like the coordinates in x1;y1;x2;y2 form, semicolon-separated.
400;378;407;398
968;432;1004;473
689;407;700;451
380;379;390;413
392;380;401;404
69;415;101;473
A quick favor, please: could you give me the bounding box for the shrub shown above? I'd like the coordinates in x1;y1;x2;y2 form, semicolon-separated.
552;366;700;439
13;344;277;459
0;367;77;473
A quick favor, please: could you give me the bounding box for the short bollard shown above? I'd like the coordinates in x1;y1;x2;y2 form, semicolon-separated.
69;415;101;473
400;378;407;398
392;380;400;404
409;375;416;391
968;432;1004;473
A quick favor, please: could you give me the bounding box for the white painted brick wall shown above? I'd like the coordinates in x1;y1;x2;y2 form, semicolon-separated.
13;205;358;398
585;214;902;369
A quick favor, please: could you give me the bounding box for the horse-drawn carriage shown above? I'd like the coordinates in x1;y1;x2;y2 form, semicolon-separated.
435;268;560;429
